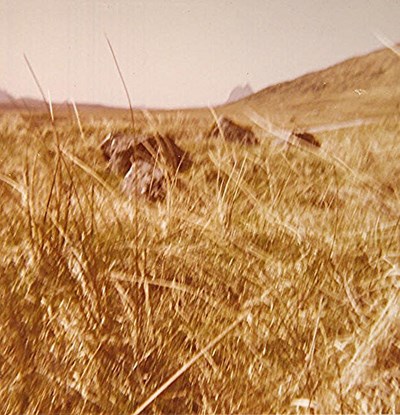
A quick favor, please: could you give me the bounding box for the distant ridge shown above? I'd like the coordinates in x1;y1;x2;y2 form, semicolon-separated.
226;83;254;103
1;44;399;125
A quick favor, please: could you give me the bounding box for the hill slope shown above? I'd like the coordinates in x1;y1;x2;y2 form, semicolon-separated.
223;45;400;127
1;45;399;128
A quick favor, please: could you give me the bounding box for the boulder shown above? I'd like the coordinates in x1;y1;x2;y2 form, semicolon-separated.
290;130;320;148
122;160;166;202
208;117;258;144
101;133;192;175
100;133;192;201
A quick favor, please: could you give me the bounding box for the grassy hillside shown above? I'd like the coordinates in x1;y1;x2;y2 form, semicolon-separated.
223;45;400;127
3;46;399;131
0;107;399;413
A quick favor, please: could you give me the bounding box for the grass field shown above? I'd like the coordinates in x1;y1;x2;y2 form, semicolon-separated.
0;109;399;414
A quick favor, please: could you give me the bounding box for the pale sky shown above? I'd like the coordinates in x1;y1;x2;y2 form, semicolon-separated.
1;0;399;108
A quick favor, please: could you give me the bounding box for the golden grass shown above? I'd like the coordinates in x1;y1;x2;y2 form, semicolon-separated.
0;110;399;414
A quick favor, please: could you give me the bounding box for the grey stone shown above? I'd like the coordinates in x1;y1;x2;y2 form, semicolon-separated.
101;133;192;175
122;159;166;202
100;132;192;201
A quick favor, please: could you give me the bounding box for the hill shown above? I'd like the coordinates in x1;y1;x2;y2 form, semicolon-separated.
222;45;400;127
1;45;399;128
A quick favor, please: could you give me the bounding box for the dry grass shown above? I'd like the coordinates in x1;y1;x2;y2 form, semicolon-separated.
0;109;399;414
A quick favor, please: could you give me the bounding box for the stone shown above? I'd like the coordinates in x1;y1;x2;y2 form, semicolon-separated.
208;117;258;144
100;132;192;201
290;130;321;148
101;133;192;175
122;159;166;202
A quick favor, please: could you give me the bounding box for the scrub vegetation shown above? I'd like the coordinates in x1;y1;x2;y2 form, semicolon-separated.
0;107;399;414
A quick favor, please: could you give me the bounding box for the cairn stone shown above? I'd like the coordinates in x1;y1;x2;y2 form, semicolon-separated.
208;117;258;144
101;133;192;174
100;132;192;201
290;130;321;148
122;159;166;202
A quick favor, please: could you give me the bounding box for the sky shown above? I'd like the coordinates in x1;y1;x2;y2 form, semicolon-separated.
1;0;400;109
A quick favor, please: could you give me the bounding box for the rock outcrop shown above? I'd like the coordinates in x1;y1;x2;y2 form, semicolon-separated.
208;117;258;144
101;133;192;201
226;83;254;104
